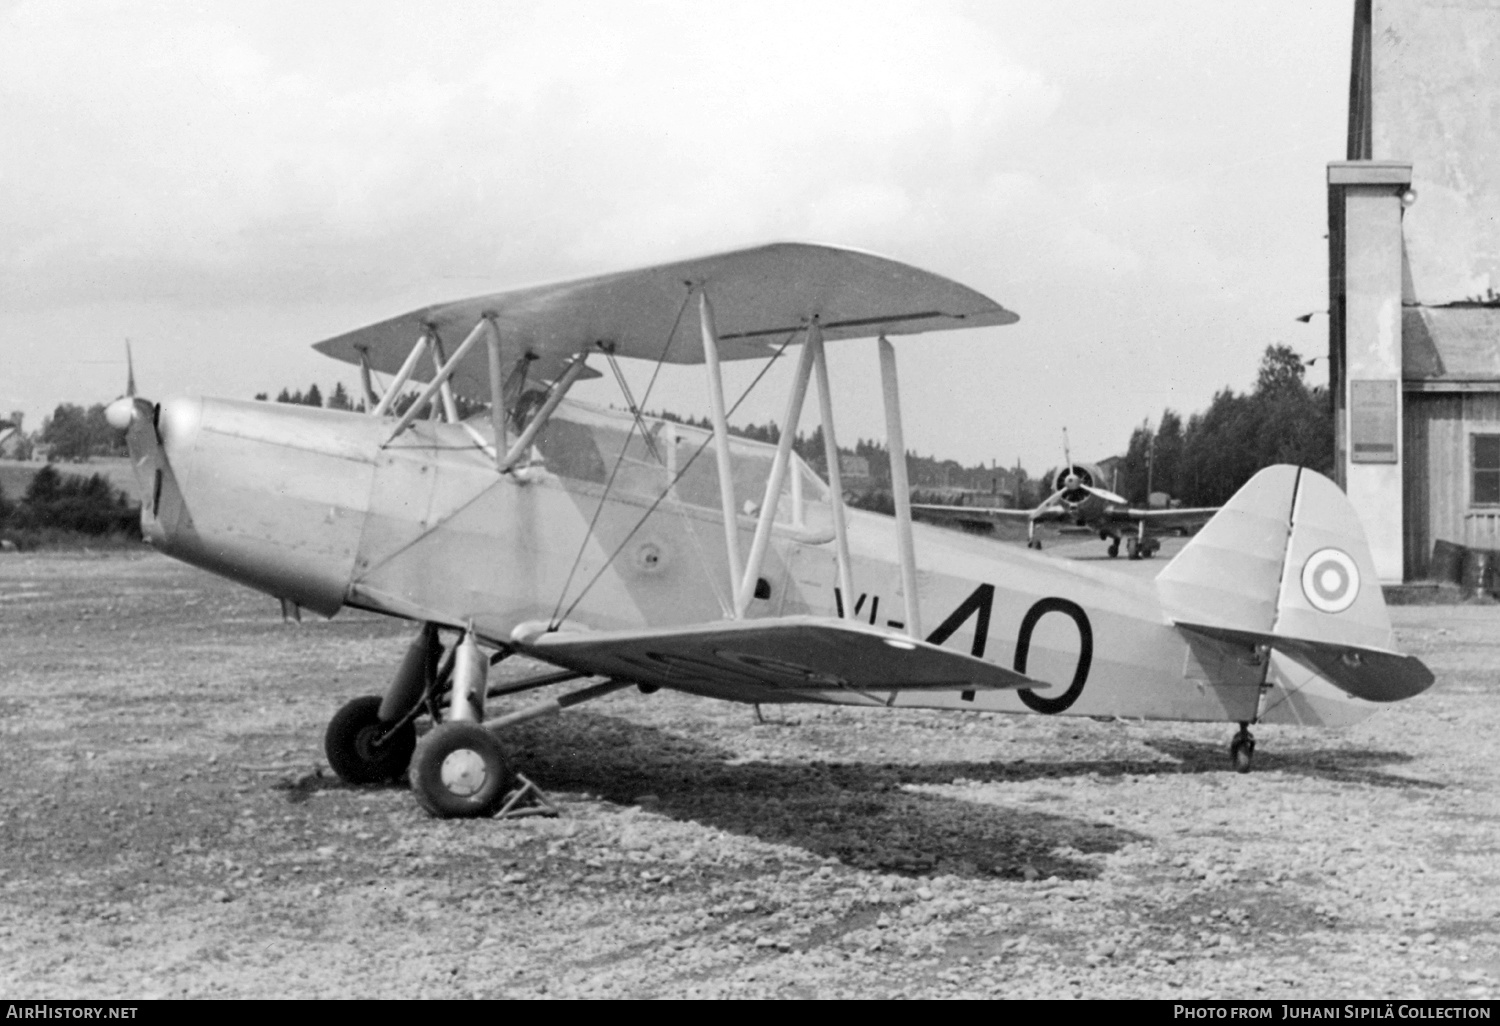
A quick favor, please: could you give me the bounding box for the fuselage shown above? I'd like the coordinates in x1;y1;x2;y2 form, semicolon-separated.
134;397;1362;727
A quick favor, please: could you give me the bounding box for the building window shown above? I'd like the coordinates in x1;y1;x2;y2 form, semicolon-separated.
1473;434;1500;506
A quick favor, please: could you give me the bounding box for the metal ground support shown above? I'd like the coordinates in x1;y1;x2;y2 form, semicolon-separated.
496;773;559;819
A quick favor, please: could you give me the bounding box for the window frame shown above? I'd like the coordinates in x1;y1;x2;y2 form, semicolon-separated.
1470;430;1500;509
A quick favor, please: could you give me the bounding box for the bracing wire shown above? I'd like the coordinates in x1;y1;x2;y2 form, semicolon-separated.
551;330;799;629
547;290;694;628
605;349;663;465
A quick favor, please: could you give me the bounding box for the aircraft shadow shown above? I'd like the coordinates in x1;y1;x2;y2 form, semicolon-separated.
1141;738;1443;790
505;712;1145;881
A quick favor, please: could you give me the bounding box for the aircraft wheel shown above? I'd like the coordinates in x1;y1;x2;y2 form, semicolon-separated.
410;722;515;819
1126;538;1140;560
325;696;416;784
1229;733;1255;774
1107;540;1120;558
1027;539;1042;550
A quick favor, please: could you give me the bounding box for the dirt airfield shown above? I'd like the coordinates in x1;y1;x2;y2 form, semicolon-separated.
1;549;1497;1000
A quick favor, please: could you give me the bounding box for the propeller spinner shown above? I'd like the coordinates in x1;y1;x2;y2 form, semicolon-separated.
1054;464;1096;506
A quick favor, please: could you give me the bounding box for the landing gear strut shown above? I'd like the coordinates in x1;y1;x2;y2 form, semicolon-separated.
1127;522;1160;560
1229;722;1255;773
325;622;629;818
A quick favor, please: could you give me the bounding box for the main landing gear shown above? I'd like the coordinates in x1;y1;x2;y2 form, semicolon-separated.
324;622;630;818
1229;722;1255;773
325;696;416;784
1125;526;1160;561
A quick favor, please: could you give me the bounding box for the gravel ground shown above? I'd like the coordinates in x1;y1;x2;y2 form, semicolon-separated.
0;550;1496;999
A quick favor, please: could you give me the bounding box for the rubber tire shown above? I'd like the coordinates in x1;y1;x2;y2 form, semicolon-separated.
1027;539;1042;551
1107;540;1120;558
1126;537;1140;560
1230;737;1255;774
325;696;417;784
410;722;515;819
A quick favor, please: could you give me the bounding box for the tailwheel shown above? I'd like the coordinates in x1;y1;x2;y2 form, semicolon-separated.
325;695;417;784
1027;538;1043;550
410;722;516;818
1229;724;1255;774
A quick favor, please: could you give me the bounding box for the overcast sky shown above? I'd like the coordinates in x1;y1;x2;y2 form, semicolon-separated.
0;0;1349;472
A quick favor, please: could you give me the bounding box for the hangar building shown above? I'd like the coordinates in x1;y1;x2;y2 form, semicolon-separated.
1328;0;1500;581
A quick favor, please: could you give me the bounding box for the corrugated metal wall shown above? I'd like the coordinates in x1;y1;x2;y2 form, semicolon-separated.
1404;391;1500;579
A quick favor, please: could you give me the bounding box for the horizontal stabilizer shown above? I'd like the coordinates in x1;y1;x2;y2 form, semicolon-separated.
1176;622;1432;703
511;615;1039;697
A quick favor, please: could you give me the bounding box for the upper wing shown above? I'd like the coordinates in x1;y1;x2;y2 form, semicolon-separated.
510;615;1039;702
313;242;1018;399
1102;506;1219;529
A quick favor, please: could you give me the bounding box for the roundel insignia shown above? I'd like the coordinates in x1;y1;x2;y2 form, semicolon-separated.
1301;548;1360;614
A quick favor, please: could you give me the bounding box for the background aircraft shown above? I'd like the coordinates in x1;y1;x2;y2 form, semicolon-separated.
104;243;1431;818
916;459;1217;559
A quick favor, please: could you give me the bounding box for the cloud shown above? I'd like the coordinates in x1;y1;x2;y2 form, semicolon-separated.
0;0;1064;310
0;1;1353;470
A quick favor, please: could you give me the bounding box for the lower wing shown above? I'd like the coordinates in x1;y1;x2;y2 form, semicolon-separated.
1104;506;1219;529
912;503;1056;526
511;615;1040;700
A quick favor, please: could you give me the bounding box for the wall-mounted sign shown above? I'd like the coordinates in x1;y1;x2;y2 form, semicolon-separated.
1350;379;1398;463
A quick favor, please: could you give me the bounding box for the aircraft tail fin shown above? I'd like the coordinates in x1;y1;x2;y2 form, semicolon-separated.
1157;465;1432;703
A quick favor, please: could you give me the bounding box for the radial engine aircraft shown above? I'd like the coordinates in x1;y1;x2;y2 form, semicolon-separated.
915;458;1217;560
105;243;1432;817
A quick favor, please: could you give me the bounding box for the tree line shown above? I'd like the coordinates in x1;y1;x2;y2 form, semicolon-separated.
253;381;488;420
5;343;1331;543
0;466;140;548
1112;345;1333;508
249;354;1330;512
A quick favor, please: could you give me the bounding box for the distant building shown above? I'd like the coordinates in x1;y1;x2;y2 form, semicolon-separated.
1328;0;1500;580
0;412;26;460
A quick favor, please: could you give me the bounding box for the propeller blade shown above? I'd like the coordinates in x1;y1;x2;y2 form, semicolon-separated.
1032;488;1069;516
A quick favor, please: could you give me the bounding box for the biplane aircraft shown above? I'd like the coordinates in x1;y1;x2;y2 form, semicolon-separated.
105;243;1432;817
915;459;1218;559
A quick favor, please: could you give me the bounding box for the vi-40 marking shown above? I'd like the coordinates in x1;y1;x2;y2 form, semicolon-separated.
836;584;1094;714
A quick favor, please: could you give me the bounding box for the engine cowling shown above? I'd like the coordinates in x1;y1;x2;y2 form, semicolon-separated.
1052;463;1101;506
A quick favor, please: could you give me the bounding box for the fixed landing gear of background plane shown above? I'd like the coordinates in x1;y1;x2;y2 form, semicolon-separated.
1101;523;1162;561
1229;722;1256;773
324;622;627;818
